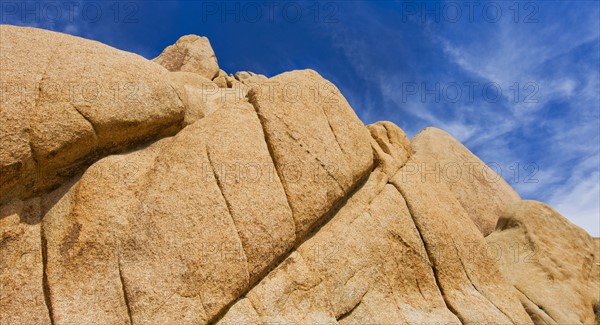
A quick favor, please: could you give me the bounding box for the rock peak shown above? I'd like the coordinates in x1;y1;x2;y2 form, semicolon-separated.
154;33;219;79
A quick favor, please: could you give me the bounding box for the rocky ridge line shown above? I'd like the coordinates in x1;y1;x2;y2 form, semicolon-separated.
0;25;598;325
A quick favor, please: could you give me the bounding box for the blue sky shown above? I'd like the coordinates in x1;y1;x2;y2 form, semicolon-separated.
2;0;599;236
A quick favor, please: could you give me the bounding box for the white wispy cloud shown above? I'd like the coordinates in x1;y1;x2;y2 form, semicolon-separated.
323;1;599;235
548;155;600;236
437;2;600;235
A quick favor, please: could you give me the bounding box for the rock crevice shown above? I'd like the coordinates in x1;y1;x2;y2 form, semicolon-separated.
389;180;463;324
40;221;55;325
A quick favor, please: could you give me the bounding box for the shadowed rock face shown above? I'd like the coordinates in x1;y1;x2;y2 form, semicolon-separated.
0;25;596;325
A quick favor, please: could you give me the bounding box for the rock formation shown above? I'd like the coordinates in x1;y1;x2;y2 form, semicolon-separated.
0;25;185;203
487;201;598;324
1;25;598;325
153;35;220;80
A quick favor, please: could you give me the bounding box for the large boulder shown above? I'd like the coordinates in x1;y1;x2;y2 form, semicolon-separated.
153;35;220;80
409;127;521;236
0;24;185;202
39;100;291;324
220;120;534;325
389;136;533;324
1;26;594;325
248;69;374;239
2;68;374;324
218;169;461;324
486;201;598;324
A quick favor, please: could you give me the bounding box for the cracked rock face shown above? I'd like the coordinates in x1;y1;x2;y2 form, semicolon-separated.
219;170;462;324
391;138;531;324
0;25;185;203
1;25;598;325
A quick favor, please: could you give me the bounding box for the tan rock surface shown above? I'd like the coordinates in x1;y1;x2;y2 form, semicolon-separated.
218;169;461;324
1;26;595;325
235;71;268;86
486;201;597;324
389;142;533;324
0;24;185;202
593;238;600;314
154;35;220;80
410;127;521;236
219;120;533;324
0;198;50;325
166;71;220;124
213;69;231;88
8;66;373;324
42;151;155;324
367;121;412;177
39;103;288;324
249;69;373;238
